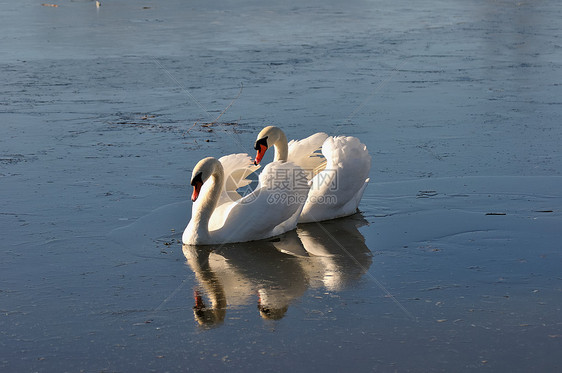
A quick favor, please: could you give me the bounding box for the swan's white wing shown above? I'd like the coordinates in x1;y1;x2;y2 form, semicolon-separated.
288;132;329;180
299;136;371;222
217;153;260;206
214;161;309;243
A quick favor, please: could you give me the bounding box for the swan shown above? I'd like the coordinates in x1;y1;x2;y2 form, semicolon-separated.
253;126;371;222
182;154;309;245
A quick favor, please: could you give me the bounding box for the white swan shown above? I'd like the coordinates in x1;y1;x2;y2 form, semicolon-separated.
253;126;371;222
182;154;308;245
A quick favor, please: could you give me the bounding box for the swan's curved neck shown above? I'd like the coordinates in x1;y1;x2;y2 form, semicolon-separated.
190;167;223;240
272;130;288;162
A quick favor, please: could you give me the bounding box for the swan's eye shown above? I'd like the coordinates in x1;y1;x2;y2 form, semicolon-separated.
190;171;203;186
254;136;268;151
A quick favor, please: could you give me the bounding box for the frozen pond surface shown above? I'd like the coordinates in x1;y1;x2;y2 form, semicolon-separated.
1;0;561;371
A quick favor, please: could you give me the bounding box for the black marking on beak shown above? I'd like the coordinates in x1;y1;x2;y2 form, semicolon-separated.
191;171;203;186
254;136;268;151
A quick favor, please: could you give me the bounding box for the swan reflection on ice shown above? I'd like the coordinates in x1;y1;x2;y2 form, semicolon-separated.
183;214;372;327
293;214;372;292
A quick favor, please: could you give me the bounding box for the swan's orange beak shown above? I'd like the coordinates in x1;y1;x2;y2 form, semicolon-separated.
191;181;203;202
254;144;268;165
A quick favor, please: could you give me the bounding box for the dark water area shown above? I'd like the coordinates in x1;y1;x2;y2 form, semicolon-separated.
1;0;561;371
